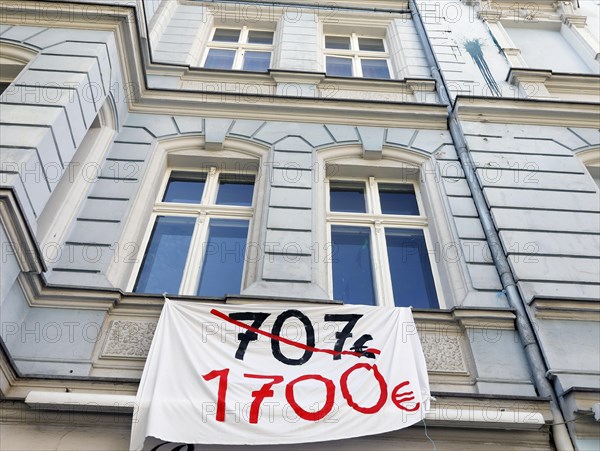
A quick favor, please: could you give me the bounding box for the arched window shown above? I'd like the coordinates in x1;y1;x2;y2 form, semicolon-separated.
120;137;268;297
0;41;36;94
316;146;452;309
327;176;438;308
578;148;600;191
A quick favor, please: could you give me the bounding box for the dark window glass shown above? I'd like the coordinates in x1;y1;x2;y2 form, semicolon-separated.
204;49;236;69
212;28;241;42
378;184;419;215
330;182;366;213
248;30;274;44
216;174;255;206
162;172;206;203
325;35;351;50
361;59;390;79
134;216;196;294
385;228;438;309
242;51;271;72
358;38;385;52
331;226;375;305
197;219;249;297
0;82;10;95
326;56;353;77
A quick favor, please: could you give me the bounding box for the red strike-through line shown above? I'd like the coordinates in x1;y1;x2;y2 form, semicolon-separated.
210;309;381;358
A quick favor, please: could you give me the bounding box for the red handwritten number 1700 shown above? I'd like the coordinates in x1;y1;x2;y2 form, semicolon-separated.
202;363;420;424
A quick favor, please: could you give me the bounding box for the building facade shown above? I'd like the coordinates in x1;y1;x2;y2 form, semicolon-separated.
0;0;599;449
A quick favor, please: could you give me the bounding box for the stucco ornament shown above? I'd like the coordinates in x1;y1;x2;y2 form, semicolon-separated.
102;320;157;358
420;333;468;373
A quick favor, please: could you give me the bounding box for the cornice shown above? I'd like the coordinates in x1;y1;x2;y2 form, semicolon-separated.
0;1;137;31
454;96;600;128
184;0;410;13
508;68;600;96
0;1;147;111
1;1;448;128
132;88;449;128
413;307;517;330
530;298;600;321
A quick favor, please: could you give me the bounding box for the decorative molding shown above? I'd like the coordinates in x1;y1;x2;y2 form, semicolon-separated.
101;320;157;359
454;97;600;128
0;41;37;82
420;333;469;374
531;299;600;321
132;89;449;128
181;0;410;12
0;1;446;129
0;190;44;274
508;68;600;98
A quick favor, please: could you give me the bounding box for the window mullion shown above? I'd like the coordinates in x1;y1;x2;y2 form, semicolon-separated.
370;222;389;306
180;214;209;296
236;27;250;70
241;26;249;43
353;55;361;77
367;177;379;214
233;48;243;70
203;167;219;205
351;33;358;50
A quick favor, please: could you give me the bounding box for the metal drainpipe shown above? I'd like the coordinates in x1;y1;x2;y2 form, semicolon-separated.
408;1;574;449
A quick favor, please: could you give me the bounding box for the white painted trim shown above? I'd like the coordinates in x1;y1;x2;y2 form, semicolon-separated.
200;26;275;71
454;97;600;127
318;149;452;309
25;390;136;412
425;407;545;429
0;41;37;83
115;136;268;296
322;32;392;79
575;147;600;192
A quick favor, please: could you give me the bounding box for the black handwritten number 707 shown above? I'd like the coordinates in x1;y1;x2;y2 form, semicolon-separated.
210;309;380;365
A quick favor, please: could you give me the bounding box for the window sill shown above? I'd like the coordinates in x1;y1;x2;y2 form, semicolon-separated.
507;68;600;101
173;67;437;102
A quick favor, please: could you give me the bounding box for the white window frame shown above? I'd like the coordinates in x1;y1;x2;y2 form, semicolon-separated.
201;26;274;71
128;166;256;296
578;148;600;192
323;33;392;79
325;176;440;307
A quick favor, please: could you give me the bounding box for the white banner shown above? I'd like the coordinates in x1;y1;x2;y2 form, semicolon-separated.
131;300;430;449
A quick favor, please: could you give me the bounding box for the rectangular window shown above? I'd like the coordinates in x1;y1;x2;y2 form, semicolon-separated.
331;226;375;306
197;219;250;297
326;56;353;77
204;49;236;70
202;27;274;72
378;183;419;215
327;177;439;308
216;174;255;206
324;33;391;79
134;169;255;297
134;216;196;295
385;228;438;309
162;172;206;203
329;181;367;213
